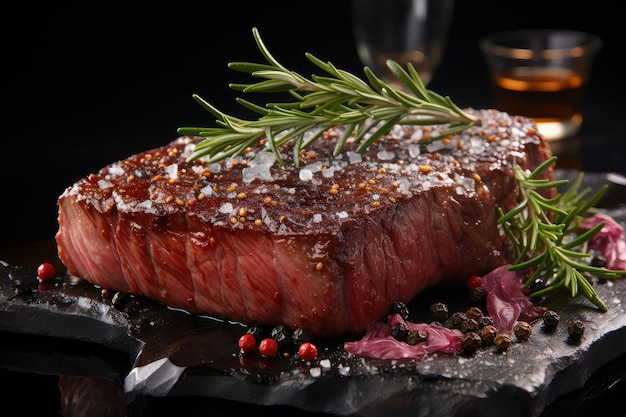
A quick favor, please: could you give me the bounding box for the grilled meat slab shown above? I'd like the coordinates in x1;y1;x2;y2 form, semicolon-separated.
56;109;553;337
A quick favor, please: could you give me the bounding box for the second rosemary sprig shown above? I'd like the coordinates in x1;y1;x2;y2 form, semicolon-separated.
498;156;626;311
178;27;479;166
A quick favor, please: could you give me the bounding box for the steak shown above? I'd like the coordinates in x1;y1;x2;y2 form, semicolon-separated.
55;109;554;338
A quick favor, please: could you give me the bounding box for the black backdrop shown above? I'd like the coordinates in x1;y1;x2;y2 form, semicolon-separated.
2;1;623;249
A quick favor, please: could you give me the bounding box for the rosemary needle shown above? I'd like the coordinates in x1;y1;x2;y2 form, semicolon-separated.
178;27;479;165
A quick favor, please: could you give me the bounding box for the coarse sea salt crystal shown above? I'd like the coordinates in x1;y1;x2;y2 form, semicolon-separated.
336;211;349;219
98;179;113;189
377;149;395;160
407;144;420;158
347;151;362;164
165;164;178;180
468;136;485;154
306;161;324;172
108;164;125;177
313;213;322;223
322;166;337;178
299;169;313;181
242;151;276;183
426;140;446;153
219;202;233;214
410;129;423;141
200;185;214;197
396;178;411;194
299;162;324;181
182;143;195;159
458;177;475;192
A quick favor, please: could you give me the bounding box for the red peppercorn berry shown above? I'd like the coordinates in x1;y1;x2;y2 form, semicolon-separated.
37;263;56;282
466;275;482;290
258;337;279;357
298;342;318;361
238;333;257;353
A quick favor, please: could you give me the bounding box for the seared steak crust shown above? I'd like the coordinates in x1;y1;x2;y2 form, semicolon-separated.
56;109;553;337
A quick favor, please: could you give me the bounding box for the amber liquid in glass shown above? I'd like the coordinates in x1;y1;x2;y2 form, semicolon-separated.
492;67;585;140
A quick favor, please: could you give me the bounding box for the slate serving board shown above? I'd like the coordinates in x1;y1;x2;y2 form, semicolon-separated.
1;170;626;417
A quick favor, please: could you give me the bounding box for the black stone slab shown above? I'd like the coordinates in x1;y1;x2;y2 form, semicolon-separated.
1;170;625;417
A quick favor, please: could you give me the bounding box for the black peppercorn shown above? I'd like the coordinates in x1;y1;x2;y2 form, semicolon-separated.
479;316;494;328
391;322;409;342
461;318;479;333
429;302;449;321
446;311;467;329
494;334;512;351
567;319;585;341
528;278;546;293
465;306;484;322
461;332;482;354
469;287;487;303
480;325;497;344
513;321;532;341
391;301;410;319
590;254;607;268
406;329;427;345
542;310;560;331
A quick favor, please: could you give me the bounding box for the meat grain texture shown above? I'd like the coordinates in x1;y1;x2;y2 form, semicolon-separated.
56;109;554;337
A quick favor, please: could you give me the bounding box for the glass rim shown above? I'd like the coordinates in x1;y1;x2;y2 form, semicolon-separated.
479;29;603;60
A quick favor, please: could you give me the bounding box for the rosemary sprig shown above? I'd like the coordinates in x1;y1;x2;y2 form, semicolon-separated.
498;156;626;312
178;27;479;165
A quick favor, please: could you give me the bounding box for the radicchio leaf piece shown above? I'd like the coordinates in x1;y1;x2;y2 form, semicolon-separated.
481;264;541;335
343;314;462;359
579;213;626;271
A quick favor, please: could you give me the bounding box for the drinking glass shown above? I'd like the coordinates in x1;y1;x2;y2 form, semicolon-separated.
351;0;455;88
480;30;603;141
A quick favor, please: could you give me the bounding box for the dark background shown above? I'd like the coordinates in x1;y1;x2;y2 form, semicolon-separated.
2;1;624;249
1;3;625;416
